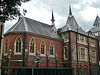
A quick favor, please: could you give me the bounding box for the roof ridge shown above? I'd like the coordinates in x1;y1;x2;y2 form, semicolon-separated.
22;16;28;31
11;18;23;32
24;17;51;27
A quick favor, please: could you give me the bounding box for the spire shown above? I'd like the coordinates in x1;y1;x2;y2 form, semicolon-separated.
51;10;55;26
69;2;72;16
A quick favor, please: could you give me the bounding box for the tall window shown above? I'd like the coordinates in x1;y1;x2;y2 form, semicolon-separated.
64;47;67;60
5;39;8;54
50;43;54;55
41;41;45;54
30;38;35;54
15;37;22;53
81;48;85;60
91;50;96;63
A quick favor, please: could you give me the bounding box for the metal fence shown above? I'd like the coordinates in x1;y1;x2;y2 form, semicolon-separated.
1;67;73;75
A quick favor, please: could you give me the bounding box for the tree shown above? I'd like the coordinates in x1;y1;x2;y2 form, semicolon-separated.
0;0;30;75
0;0;30;21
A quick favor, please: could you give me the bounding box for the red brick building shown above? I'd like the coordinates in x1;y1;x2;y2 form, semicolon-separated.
1;5;99;75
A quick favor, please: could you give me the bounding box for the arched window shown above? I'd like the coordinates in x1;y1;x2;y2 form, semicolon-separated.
50;42;54;55
29;38;35;54
5;39;8;54
41;41;45;55
15;37;22;54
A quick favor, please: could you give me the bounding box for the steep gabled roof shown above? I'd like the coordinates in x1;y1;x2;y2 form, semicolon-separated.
5;17;60;39
93;15;100;26
89;15;100;33
59;5;88;35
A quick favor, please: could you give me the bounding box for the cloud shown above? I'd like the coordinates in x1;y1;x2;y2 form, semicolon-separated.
4;0;99;33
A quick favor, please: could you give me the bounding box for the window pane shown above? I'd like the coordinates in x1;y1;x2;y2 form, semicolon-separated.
30;39;34;53
32;43;34;53
16;42;18;52
19;42;21;52
50;46;53;55
81;48;85;60
64;47;67;58
41;42;45;54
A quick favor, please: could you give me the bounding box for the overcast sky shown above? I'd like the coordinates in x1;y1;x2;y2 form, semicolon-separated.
4;0;100;33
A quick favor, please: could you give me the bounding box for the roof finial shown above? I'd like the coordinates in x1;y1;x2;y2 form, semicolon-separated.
51;10;55;22
69;2;72;16
51;10;55;26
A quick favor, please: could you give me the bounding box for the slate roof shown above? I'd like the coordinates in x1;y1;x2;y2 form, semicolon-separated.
89;27;100;33
5;17;60;39
89;16;100;33
59;6;88;36
93;15;100;25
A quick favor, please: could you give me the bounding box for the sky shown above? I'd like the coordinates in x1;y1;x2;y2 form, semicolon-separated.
4;0;100;33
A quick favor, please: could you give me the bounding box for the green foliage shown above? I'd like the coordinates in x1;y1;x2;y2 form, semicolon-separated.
0;0;30;21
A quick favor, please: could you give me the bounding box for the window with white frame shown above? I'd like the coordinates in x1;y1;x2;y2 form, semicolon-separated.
64;46;67;60
81;48;85;60
50;42;54;56
63;33;69;42
90;39;95;47
80;35;84;42
80;48;88;61
14;37;22;54
29;38;35;54
91;50;96;63
41;41;45;55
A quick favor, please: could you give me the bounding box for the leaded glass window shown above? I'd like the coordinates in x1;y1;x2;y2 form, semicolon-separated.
15;37;21;52
91;39;95;47
81;48;85;60
63;33;69;42
64;47;67;60
30;39;34;53
91;50;96;63
41;41;45;54
50;43;54;55
80;35;84;42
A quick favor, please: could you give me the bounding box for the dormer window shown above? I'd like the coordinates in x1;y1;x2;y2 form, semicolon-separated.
51;26;57;34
